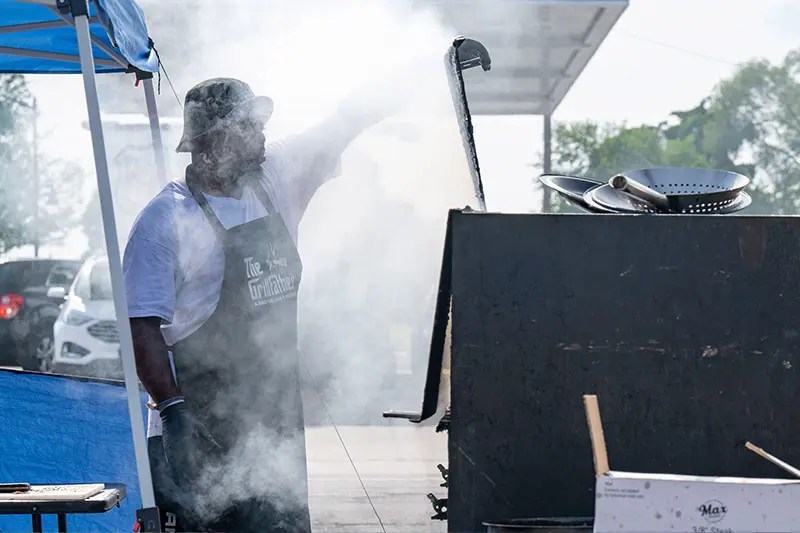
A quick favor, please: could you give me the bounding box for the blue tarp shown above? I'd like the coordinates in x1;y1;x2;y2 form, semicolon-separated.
0;369;149;532
0;0;158;74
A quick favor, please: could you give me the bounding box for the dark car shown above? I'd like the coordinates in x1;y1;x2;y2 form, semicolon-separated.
0;259;82;371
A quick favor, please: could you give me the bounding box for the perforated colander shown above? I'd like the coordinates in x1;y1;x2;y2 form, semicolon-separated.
611;167;749;213
589;184;752;215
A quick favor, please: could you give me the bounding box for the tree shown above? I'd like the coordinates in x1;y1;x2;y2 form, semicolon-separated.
662;97;755;179
23;155;86;245
0;74;88;253
703;51;800;214
0;75;35;251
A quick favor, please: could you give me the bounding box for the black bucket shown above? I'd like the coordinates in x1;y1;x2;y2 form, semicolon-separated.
482;517;594;533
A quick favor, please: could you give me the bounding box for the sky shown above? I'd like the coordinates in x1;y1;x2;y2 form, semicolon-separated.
15;0;800;257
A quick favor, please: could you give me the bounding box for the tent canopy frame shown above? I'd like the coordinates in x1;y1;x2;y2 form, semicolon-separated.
1;0;168;512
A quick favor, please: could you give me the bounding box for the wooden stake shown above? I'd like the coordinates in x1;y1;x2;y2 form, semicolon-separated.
745;441;800;479
584;394;610;476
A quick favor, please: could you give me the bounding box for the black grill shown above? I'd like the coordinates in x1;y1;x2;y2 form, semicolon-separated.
87;320;119;344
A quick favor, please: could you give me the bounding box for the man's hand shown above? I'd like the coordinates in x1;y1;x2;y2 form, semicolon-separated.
159;399;221;488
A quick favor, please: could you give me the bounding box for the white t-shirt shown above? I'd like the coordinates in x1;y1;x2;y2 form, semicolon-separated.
123;121;343;437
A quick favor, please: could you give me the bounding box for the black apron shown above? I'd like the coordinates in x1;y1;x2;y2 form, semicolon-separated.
153;169;310;533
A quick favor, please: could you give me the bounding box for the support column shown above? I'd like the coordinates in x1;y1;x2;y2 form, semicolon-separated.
141;76;168;184
538;4;554;214
542;113;553;213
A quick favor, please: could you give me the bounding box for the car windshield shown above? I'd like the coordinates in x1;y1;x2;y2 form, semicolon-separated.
89;261;113;300
46;265;78;287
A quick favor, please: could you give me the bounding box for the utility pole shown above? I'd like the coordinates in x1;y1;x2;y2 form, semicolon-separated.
32;97;39;258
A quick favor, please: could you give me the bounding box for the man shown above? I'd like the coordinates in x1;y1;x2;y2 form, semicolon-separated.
123;77;392;532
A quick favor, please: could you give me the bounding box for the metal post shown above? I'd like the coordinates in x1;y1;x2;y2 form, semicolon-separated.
539;5;553;214
72;3;155;508
142;77;168;184
542;114;553;213
32;97;39;257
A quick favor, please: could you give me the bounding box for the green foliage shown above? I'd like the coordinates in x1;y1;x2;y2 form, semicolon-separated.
0;75;33;251
0;75;30;135
706;51;800;214
0;75;87;253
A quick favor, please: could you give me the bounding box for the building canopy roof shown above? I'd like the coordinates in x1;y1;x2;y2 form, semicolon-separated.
422;0;628;115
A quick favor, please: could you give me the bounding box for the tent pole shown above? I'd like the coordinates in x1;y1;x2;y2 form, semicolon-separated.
142;77;168;184
72;4;155;509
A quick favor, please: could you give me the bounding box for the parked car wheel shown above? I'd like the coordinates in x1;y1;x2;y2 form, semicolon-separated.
19;331;54;373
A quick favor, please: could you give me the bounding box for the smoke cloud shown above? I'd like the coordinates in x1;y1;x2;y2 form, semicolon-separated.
90;0;485;520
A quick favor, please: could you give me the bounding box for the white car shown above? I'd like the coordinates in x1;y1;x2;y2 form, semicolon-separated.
52;255;122;379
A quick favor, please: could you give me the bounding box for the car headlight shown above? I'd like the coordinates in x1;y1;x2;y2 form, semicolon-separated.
64;309;93;326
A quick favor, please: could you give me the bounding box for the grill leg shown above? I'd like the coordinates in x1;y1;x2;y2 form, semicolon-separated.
31;514;42;533
58;513;68;532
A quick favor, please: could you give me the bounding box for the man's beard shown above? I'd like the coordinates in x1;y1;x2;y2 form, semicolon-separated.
194;147;266;194
191;124;267;194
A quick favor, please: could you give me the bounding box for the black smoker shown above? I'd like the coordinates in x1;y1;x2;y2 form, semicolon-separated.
386;170;800;532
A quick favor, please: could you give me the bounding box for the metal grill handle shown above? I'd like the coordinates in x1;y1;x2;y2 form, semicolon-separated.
610;174;670;212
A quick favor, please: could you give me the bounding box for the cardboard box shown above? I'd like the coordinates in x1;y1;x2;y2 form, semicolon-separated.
583;395;800;533
594;471;800;533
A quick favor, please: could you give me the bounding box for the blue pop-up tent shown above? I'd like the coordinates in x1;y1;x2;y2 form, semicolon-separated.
0;0;163;523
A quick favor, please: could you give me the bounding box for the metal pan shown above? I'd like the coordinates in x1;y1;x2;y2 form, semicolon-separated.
560;193;609;213
612;167;749;213
590;184;751;215
714;190;752;214
581;189;616;213
538;174;605;213
588;184;660;214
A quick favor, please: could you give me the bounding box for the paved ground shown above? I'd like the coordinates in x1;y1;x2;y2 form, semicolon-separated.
306;426;448;533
